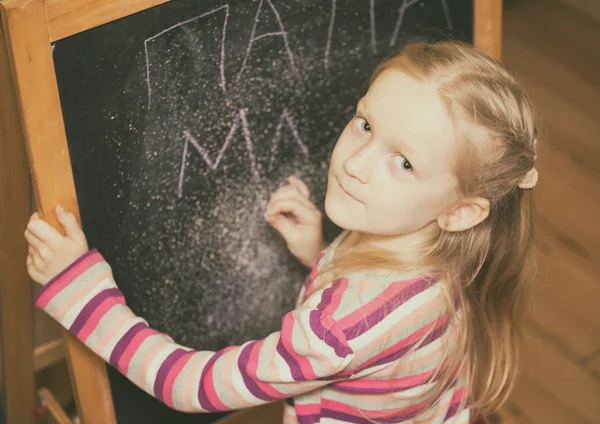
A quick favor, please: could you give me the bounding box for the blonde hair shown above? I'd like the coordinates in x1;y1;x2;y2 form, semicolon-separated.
320;41;538;420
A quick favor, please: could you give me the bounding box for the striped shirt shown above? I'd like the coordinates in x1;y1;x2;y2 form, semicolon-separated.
34;230;468;423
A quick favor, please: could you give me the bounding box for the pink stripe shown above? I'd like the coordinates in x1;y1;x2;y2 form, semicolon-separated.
55;269;114;321
77;296;116;342
334;300;443;380
360;318;444;370
321;277;348;316
118;327;160;374
321;399;358;416
163;351;195;407
295;402;320;415
247;340;286;399
355;294;442;355
281;312;317;380
217;349;250;408
335;369;437;391
337;278;419;329
333;370;436;390
136;340;167;389
203;346;236;410
180;355;206;411
94;307;137;354
323;397;428;419
450;387;465;405
36;253;105;308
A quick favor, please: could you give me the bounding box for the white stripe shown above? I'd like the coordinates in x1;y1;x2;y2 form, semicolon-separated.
272;346;294;382
142;340;181;395
189;353;212;411
127;335;166;392
426;388;454;424
331;275;381;321
228;342;263;405
81;304;125;354
55;277;114;328
171;352;205;411
98;314;145;360
44;261;112;315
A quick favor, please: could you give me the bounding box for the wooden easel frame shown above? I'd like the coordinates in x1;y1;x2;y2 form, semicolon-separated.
0;0;501;423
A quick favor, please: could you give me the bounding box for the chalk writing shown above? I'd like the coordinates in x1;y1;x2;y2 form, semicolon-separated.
324;0;337;70
390;0;420;48
441;0;453;30
178;109;259;198
269;108;309;172
370;0;378;54
178;108;307;198
145;5;229;105
236;0;297;84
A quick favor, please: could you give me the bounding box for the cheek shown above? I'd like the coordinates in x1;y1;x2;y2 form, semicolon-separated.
370;183;445;229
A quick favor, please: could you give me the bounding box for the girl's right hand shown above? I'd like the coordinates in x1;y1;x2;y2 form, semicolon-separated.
265;175;327;268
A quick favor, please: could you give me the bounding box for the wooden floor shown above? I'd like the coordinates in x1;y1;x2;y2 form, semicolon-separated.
499;1;600;423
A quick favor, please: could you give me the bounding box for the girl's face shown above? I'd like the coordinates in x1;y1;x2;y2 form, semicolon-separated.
325;69;459;242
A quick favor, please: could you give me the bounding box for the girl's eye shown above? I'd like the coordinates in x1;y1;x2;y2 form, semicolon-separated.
393;155;413;172
354;116;371;133
361;119;371;133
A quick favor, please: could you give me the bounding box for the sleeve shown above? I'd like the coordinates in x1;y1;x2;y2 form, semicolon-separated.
33;249;355;413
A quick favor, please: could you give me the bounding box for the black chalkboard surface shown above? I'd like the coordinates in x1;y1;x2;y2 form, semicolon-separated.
52;0;472;422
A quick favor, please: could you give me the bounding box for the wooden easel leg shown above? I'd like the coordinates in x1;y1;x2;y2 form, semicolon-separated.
474;0;503;61
38;388;72;424
0;18;36;424
0;1;117;423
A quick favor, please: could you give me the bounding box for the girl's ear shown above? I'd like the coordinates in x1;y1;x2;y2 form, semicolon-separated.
437;197;490;232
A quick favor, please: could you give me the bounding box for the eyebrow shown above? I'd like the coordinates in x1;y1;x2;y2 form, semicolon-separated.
357;99;418;161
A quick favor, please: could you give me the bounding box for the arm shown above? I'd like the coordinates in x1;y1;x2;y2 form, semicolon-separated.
34;250;354;413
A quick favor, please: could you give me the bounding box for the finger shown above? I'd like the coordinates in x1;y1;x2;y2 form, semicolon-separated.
27;217;63;247
266;198;320;226
288;175;310;198
266;214;298;242
30;247;46;270
24;228;46;253
56;205;86;244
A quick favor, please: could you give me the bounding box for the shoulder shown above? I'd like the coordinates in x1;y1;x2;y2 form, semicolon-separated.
296;273;449;363
304;271;444;324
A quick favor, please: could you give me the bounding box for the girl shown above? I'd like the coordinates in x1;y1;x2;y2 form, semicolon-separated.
25;41;539;423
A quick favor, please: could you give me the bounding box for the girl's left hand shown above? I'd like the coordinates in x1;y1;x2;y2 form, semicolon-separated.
24;205;89;286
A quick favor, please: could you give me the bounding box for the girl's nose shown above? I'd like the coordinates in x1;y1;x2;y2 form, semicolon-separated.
343;143;377;184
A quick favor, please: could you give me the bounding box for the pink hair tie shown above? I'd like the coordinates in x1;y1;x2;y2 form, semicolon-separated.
518;167;538;189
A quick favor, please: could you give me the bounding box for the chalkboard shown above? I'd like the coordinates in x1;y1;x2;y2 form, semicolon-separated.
52;0;472;422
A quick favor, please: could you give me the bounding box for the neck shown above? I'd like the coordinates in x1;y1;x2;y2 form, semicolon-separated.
344;220;440;256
